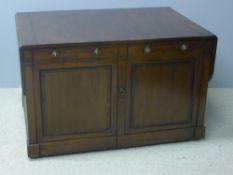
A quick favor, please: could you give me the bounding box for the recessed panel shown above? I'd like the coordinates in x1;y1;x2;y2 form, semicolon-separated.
40;66;112;136
130;61;194;128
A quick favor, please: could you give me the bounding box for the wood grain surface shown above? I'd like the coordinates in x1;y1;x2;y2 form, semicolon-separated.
16;7;215;48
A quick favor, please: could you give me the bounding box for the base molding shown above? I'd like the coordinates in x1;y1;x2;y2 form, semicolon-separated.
26;126;206;158
27;144;40;158
194;126;205;140
118;127;195;148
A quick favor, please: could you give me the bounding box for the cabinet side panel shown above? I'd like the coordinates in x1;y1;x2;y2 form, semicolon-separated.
195;45;213;139
22;56;38;144
208;37;218;80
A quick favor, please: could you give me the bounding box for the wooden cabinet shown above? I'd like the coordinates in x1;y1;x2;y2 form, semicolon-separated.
15;7;217;158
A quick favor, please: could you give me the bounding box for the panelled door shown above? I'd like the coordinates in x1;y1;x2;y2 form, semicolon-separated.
32;45;118;155
118;41;204;147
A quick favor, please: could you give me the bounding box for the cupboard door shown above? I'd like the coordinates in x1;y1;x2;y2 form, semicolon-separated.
127;61;197;132
32;46;117;155
120;42;203;144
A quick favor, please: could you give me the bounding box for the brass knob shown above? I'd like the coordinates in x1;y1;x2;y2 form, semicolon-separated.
181;43;188;51
144;45;151;53
94;48;101;56
51;50;59;57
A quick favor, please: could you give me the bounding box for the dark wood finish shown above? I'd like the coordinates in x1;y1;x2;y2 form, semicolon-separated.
22;50;38;144
128;40;204;60
40;136;115;156
27;144;40;158
15;7;217;158
15;7;214;48
33;46;117;64
41;67;113;137
129;62;195;128
118;127;195;148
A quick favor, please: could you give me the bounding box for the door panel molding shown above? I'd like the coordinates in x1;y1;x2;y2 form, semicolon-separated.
125;59;199;134
33;63;117;142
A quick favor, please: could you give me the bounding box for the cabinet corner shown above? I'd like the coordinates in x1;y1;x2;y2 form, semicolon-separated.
27;143;40;159
194;125;205;140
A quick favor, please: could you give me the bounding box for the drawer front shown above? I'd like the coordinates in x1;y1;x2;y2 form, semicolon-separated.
33;45;117;64
128;40;204;61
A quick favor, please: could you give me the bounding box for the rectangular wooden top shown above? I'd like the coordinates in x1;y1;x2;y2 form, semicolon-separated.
15;7;215;48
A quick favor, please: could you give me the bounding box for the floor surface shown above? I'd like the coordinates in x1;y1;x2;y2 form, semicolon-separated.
0;88;233;175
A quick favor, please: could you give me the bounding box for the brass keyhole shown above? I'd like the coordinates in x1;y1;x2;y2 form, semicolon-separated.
119;87;126;99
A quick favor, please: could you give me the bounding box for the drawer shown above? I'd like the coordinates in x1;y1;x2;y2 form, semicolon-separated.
128;40;204;61
33;45;117;64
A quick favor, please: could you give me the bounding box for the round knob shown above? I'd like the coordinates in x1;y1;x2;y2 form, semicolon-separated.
181;43;188;51
144;45;151;53
51;50;59;57
94;48;101;56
